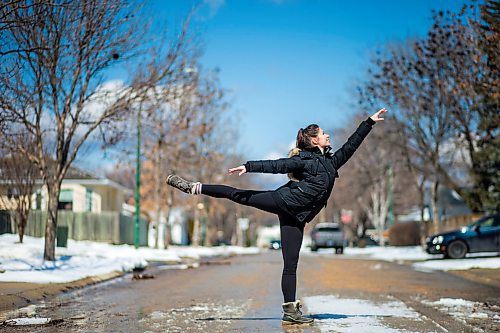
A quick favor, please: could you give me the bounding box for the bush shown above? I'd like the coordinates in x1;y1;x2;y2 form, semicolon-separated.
388;222;421;246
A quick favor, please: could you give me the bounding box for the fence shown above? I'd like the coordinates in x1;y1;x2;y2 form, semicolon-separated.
439;214;484;232
4;210;148;246
389;213;485;246
425;214;484;235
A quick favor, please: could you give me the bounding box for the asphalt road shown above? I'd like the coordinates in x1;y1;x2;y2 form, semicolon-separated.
2;250;499;332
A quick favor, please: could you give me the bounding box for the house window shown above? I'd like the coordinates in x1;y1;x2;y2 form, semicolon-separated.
58;189;73;210
35;190;42;210
85;188;93;212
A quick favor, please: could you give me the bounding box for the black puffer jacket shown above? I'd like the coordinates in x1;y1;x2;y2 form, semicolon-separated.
244;118;375;223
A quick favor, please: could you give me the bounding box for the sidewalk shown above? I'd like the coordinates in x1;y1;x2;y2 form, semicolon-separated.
0;271;123;317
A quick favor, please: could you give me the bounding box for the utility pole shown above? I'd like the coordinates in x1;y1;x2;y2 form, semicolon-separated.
387;164;394;227
135;103;142;249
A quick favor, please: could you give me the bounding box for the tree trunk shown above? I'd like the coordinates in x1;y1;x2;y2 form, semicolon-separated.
17;212;28;243
163;189;174;246
192;207;200;246
154;141;162;249
418;179;428;244
319;207;327;223
430;180;440;234
44;184;61;261
18;224;25;243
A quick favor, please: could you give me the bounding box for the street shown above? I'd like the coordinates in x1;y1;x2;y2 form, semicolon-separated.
2;250;499;332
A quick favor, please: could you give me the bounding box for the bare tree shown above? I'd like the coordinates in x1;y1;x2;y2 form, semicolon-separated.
0;0;193;260
359;32;460;229
139;64;230;247
330;115;419;244
1;1;69;58
0;143;39;243
359;2;499;217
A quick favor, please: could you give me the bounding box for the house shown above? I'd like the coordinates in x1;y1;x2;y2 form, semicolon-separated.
0;166;149;245
1;167;131;214
396;184;472;224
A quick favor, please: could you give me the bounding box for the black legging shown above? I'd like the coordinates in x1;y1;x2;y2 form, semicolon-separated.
202;184;305;303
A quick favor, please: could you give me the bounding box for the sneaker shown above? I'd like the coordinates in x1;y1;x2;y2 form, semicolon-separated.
166;175;196;194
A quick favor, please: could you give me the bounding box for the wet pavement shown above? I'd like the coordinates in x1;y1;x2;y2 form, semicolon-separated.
1;251;499;332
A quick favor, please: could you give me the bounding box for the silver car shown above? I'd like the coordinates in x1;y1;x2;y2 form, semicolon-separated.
310;222;344;253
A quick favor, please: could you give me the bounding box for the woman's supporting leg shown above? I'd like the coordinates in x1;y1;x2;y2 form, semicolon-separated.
279;216;305;303
202;184;282;215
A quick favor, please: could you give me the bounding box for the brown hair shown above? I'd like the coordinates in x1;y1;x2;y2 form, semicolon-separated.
296;124;319;149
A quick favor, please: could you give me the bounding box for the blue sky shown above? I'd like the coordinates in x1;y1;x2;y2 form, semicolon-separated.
85;0;471;179
137;0;471;161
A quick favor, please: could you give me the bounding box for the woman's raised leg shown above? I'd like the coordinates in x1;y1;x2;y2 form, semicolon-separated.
202;184;281;215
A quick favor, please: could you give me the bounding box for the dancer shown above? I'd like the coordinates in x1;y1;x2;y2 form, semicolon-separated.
166;108;387;325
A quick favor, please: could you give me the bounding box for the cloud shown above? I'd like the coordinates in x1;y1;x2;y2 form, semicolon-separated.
203;0;225;19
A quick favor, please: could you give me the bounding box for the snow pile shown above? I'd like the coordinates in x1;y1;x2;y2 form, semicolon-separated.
0;234;259;284
312;245;500;271
413;257;500;271
344;246;431;261
421;298;499;324
303;295;421;333
3;317;52;326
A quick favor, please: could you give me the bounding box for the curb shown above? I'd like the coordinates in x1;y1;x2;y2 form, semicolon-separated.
0;270;125;318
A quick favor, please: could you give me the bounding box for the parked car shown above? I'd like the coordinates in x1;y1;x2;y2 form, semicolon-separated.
425;214;500;259
269;239;282;250
310;222;344;253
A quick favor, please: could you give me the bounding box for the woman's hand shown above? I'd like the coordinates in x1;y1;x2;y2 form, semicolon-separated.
228;165;247;176
370;108;388;123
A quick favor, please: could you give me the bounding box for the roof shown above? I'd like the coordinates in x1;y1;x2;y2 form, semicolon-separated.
0;163;132;195
62;178;132;194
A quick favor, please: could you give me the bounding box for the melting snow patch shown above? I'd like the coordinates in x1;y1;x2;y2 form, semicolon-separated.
2;317;51;326
149;311;167;320
303;295;421;333
157;264;189;270
413;257;500;271
421;298;495;323
139;300;250;332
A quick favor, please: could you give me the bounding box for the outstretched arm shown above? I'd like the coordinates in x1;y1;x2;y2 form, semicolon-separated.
228;165;247;176
370;108;387;123
332;108;388;169
228;156;305;176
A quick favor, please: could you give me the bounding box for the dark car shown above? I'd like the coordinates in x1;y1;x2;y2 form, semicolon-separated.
310;222;344;253
426;214;500;259
269;239;282;250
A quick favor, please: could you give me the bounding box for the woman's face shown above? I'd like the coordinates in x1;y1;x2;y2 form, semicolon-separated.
314;127;330;148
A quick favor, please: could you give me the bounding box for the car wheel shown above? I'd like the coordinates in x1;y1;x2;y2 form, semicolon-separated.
446;240;468;259
336;247;344;254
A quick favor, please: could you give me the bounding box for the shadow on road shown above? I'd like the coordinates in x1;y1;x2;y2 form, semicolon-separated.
197;316;281;321
196;313;390;321
309;313;391;320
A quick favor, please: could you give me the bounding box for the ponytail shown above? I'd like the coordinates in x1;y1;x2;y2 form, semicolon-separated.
296;124;319;149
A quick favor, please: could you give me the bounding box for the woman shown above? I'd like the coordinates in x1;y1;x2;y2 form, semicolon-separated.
166;108;387;325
